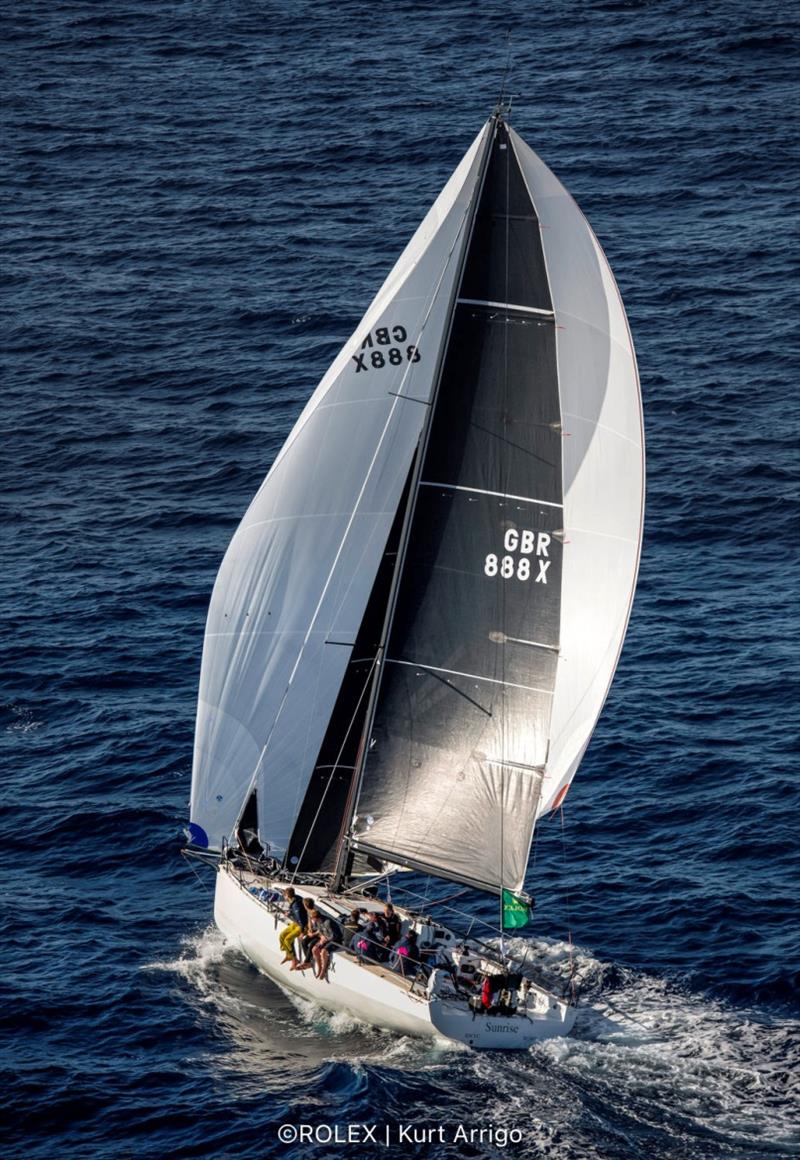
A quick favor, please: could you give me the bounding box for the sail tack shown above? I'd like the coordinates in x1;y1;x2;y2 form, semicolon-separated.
189;125;491;852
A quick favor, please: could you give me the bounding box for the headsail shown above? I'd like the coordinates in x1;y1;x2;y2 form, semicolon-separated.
509;130;645;820
189;125;492;852
345;118;644;895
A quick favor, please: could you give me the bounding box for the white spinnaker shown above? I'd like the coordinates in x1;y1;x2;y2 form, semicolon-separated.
510;130;645;819
190;125;490;852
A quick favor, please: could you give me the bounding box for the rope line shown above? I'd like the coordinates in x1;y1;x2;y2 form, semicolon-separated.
559;805;577;1003
290;654;380;881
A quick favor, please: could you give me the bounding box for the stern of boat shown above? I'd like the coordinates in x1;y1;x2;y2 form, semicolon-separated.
429;987;576;1050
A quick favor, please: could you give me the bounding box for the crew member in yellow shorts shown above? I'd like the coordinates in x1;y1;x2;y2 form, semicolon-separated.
279;886;306;964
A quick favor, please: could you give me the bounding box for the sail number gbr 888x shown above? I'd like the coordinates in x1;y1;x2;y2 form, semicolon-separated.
352;324;421;374
484;527;553;584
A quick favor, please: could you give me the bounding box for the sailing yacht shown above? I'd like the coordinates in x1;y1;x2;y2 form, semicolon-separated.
185;106;644;1049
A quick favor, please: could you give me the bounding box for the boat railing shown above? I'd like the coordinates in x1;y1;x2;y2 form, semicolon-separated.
231;868;428;990
382;881;501;942
380;881;577;999
218;850;575;1002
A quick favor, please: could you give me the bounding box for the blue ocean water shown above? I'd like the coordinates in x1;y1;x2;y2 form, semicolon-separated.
3;2;798;1157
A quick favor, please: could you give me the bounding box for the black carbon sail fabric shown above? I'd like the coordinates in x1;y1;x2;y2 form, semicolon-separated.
350;121;563;895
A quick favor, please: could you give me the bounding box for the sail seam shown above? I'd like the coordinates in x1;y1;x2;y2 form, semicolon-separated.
548;308;635;352
561;526;639;545
236;511;388;536
315;396;402;412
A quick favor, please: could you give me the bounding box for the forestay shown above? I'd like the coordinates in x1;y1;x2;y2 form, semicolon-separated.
189;125;491;852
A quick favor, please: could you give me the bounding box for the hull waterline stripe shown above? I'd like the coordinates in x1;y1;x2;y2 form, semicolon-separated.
388;657;554;697
458;297;554;318
419;481;563;509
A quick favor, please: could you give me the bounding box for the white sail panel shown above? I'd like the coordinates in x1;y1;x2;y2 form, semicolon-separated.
509;131;645;818
190;126;490;851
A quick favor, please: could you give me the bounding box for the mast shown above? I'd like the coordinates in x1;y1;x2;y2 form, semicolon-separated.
332;116;500;892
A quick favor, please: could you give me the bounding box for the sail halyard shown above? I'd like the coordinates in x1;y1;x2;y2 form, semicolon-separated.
342;116;563;897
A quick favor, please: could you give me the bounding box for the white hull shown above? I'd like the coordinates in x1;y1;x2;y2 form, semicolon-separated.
214;864;577;1050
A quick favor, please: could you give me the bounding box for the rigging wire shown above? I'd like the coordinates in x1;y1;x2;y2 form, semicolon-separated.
498;90;513;964
559;804;577;1002
181;850;217;895
496;29;513;113
341;121;496;884
290;653;380;882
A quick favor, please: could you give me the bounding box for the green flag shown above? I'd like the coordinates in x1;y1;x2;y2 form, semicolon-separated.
502;889;531;930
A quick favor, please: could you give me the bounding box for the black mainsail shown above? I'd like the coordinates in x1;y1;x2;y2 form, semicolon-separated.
345;120;563;895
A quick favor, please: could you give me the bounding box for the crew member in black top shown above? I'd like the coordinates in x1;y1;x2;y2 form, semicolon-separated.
383;903;402;948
